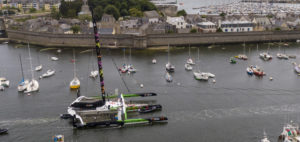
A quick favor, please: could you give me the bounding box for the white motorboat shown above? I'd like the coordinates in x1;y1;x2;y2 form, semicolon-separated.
51;57;59;61
24;79;39;93
152;59;157;64
185;63;193;71
193;71;209;81
39;69;55;79
35;65;43;71
90;70;98;78
260;52;272;61
0;77;9;87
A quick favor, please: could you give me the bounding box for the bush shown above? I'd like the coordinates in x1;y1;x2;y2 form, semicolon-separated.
217;28;223;32
129;8;143;17
71;25;81;34
275;27;281;31
29;8;37;13
177;10;187;17
50;7;61;20
220;12;226;17
190;28;197;33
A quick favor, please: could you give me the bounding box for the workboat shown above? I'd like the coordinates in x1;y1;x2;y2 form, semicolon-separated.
261;131;270;142
165;72;173;82
252;66;265;76
51;57;58;61
0;77;9;87
62;9;168;128
278;121;300;142
277;53;289;60
230;57;236;64
0;128;8;134
152;59;157;64
185;63;193;71
260;52;272;61
246;66;254;75
39;69;55;79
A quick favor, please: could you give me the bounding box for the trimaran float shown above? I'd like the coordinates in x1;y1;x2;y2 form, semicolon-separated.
61;8;168;128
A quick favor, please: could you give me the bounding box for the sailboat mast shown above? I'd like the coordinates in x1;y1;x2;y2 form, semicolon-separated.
19;54;24;81
73;49;76;78
189;44;191;58
168;44;170;63
28;43;34;80
90;8;106;102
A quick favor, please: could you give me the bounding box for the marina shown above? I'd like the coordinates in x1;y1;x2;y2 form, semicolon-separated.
1;41;300;141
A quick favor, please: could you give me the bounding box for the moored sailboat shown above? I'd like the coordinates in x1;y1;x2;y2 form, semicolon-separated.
24;43;39;93
166;44;175;72
70;50;80;89
17;54;29;92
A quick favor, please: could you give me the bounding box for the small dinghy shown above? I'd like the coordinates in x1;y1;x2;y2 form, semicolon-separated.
60;114;73;119
152;59;157;64
246;66;254;75
260;52;272;61
90;70;98;78
235;54;248;60
39;69;55;79
0;128;8;134
35;65;43;71
0;77;9;87
185;63;193;71
289;55;296;59
194;71;209;81
139;105;162;113
165;72;173;82
51;57;59;61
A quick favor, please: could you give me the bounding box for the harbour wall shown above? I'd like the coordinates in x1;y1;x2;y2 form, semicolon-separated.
7;30;300;48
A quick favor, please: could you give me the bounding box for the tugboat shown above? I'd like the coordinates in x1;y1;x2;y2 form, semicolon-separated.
278;120;300;142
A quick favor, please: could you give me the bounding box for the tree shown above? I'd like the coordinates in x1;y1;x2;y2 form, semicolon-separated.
59;0;68;16
79;14;92;21
177;10;187;17
120;9;128;17
94;5;104;21
71;25;81;34
104;5;120;20
29;8;37;13
129;8;143;17
190;28;197;33
220;12;226;17
67;9;77;18
217;28;223;32
275;27;281;31
51;7;61;20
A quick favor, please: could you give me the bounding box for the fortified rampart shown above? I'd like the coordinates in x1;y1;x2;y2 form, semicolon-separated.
7;30;300;48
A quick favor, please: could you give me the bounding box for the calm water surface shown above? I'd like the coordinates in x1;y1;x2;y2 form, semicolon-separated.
1;42;300;141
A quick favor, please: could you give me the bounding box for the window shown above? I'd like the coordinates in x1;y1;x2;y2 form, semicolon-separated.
231;29;233;32
248;28;250;31
225;29;228;32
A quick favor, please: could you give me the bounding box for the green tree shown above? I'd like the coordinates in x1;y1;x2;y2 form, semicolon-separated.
120;9;128;17
59;0;68;16
177;9;187;17
94;5;104;21
217;28;223;32
51;7;61;20
190;28;197;33
275;27;281;31
29;8;37;13
67;9;76;18
71;25;81;34
104;5;120;20
129;8;143;17
220;12;226;17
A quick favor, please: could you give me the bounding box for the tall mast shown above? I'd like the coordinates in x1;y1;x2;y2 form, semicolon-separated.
28;43;34;80
19;54;24;82
90;8;106;102
73;49;76;78
168;44;170;63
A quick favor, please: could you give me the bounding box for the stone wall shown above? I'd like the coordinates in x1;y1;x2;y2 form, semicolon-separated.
7;30;300;48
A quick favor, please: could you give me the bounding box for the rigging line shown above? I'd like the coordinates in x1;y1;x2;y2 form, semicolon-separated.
107;49;131;93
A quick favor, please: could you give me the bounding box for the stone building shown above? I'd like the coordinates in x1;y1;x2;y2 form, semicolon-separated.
197;21;217;33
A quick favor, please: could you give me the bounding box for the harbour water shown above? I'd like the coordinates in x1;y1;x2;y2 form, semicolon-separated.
1;42;300;141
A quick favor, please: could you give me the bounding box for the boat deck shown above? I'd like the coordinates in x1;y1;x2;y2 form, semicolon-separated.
77;110;118;123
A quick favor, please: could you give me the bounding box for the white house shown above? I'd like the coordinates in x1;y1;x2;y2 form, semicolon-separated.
197;21;216;33
220;20;254;32
166;16;187;29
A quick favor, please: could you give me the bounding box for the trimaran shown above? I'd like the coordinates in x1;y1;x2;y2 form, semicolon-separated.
61;8;168;128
